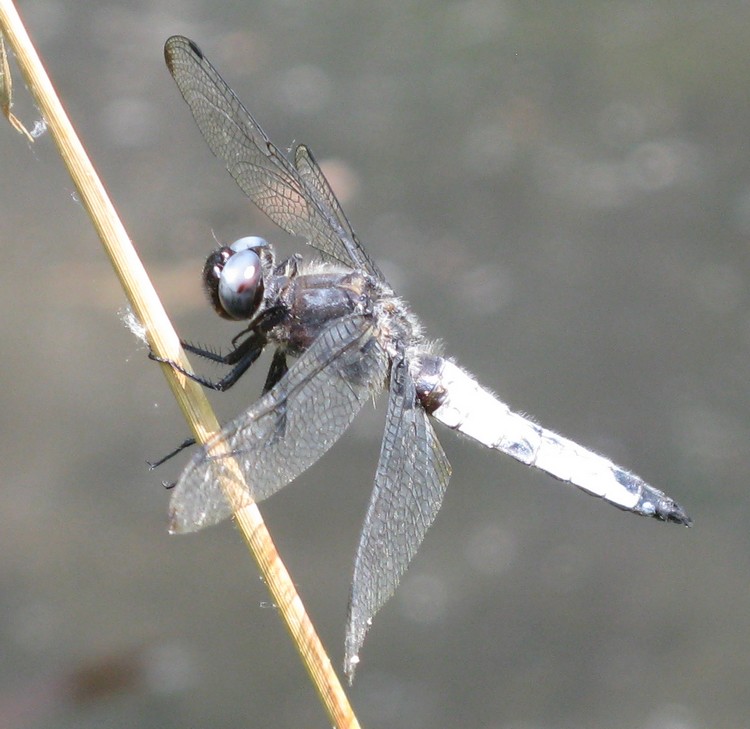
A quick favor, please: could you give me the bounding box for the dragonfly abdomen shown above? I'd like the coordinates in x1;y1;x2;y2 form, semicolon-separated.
414;355;691;525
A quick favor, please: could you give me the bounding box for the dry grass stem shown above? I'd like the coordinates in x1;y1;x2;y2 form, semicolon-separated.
0;1;361;726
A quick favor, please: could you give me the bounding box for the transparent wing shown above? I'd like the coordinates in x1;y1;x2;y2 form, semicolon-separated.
293;144;384;280
344;354;452;680
169;315;389;533
164;35;383;278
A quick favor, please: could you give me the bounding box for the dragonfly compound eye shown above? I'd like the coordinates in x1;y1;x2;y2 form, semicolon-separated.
217;247;265;320
229;236;269;253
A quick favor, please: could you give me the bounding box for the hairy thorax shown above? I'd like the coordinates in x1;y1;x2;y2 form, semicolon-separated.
269;264;424;362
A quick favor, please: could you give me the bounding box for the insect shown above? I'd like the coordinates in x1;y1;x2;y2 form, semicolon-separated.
155;35;691;680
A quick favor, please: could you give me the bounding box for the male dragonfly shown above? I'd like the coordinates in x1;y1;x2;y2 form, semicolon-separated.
155;36;691;681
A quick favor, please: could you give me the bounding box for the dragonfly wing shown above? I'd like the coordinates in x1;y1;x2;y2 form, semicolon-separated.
165;36;371;272
169;315;389;533
294;144;384;280
345;354;451;680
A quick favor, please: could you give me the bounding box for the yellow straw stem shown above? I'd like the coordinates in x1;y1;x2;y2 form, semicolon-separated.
0;2;361;726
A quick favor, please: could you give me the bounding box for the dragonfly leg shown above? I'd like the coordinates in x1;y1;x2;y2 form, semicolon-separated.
262;349;288;395
147;437;197;469
148;330;265;391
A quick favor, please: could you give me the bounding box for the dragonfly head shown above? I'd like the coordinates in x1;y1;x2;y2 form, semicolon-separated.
203;236;275;320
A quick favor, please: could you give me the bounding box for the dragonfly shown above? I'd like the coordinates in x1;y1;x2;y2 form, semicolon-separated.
155;35;691;682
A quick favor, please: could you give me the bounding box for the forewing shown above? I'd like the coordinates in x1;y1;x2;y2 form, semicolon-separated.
169;315;388;533
344;355;451;680
294;144;384;280
165;36;370;272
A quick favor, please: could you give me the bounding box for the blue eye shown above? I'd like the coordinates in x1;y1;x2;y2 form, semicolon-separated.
217;247;265;320
230;236;269;253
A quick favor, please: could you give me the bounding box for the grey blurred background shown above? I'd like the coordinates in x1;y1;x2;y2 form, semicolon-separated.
0;1;748;727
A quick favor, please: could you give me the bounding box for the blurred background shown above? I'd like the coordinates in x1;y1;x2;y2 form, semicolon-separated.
1;1;748;727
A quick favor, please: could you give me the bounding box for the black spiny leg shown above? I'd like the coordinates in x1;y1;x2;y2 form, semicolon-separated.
147;437;196;470
148;306;289;466
147;338;274;469
149;329;267;391
263;349;288;395
148;304;288;391
263;349;289;442
146;332;265;468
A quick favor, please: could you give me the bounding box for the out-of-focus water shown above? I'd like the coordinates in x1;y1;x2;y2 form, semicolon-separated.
1;2;748;728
